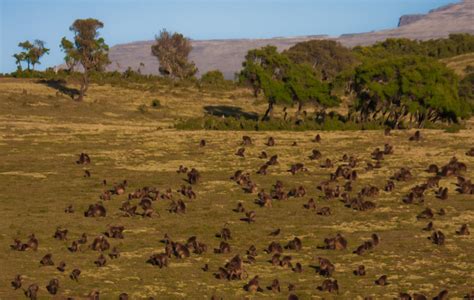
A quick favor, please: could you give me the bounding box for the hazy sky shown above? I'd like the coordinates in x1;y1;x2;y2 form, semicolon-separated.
0;0;459;72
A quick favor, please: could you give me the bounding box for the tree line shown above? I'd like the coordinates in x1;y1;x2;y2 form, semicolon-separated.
11;18;474;127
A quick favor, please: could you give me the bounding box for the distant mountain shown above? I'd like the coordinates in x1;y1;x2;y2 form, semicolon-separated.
104;0;474;79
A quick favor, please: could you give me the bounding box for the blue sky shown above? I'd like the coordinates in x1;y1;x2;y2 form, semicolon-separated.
0;0;459;72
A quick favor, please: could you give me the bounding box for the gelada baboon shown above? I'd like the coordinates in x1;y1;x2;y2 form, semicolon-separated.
46;278;59;295
24;283;39;300
11;274;22;289
244;275;263;292
374;275;388;285
70;268;81;281
57;261;66;272
317;279;338;293
267;279;280;292
40;253;54;266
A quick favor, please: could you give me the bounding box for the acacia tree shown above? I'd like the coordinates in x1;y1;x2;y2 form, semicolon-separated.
13;40;49;71
239;45;338;120
151;29;197;80
352;56;469;127
60;37;80;72
61;18;110;101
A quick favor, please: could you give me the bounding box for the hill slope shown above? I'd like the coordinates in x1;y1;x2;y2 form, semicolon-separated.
105;0;474;78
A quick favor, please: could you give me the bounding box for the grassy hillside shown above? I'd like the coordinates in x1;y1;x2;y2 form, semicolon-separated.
441;53;474;77
0;79;473;299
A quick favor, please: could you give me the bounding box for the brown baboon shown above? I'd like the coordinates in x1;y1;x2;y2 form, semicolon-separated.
293;262;303;273
433;290;448;300
320;158;333;168
271;253;281;266
216;227;232;240
384;143;394;154
76;153;91;164
464;292;474;300
317;257;335;277
94;254;106;267
46;278;59;295
57;261;66;272
236;147;246;157
78;233;88;244
353;265;366;276
40;253;54;266
244;276;263;292
438;208;446;216
456;224;470;235
265;241;283;254
246;245;257;257
439;157;467;177
187;168;201;184
375;275;388;285
202;264;209;271
280;255;293;268
427;164;439;173
65;205;74;213
11;274;22;290
399;292;412;300
266;137;275;146
26;234;39;251
267;155;279;165
177;165;188;174
70;268;81;281
53;228;68;241
256;192;272;207
119;293;129;300
109;247;120;259
267;279;280;292
233;202;245;213
309;149;322;160
68;241;78;253
24;283;39;300
384;180;395;192
317;279;339;293
288;283;296;291
436;187;448;200
214;241;231;254
391;168;412;181
316;207;331;216
429;230;445;245
241;211;256;223
313;134;321;143
90;235;110;252
285;237;302;251
322;233;347;250
417;208;434;219
173;242;191;258
200;139;206;147
259;151;268;159
409;130;421;141
88;290;100;300
84;203;106;217
168;199;186;214
269;228;280;236
84;170;91;178
384;128;391;136
242;136;252;146
288;294;299;300
423;221;434;231
105;226;125;239
147;253;169;268
10;239;27;251
303;198;316;210
288;163;307;175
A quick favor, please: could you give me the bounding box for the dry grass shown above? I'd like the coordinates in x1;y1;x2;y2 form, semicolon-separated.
441;53;474;77
0;79;473;299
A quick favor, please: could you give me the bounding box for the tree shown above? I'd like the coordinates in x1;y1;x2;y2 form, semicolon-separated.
352;56;469;127
60;37;80;72
284;40;357;81
151;29;197;80
29;40;50;70
61;18;110;101
17;41;33;70
239;45;338;120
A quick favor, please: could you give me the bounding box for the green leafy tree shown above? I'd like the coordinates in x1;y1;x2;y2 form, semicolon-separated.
13;40;49;71
60;37;80;72
29;40;50;70
352;56;468;127
151;29;197;80
61;18;110;101
284;40;357;81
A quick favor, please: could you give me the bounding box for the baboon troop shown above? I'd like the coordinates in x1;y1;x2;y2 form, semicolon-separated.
8;132;472;299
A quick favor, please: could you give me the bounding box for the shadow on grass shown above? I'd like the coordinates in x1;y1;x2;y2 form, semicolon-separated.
204;105;259;121
39;79;79;99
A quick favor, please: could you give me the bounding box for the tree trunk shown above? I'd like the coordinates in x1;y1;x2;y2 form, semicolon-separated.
261;101;274;121
77;72;89;101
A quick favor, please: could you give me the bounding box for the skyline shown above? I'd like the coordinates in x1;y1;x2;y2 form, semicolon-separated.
0;0;460;72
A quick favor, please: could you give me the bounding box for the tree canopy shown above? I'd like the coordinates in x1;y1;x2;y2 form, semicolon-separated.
151;29;197;80
284;40;357;81
13;40;49;71
352;55;469;127
61;18;110;101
